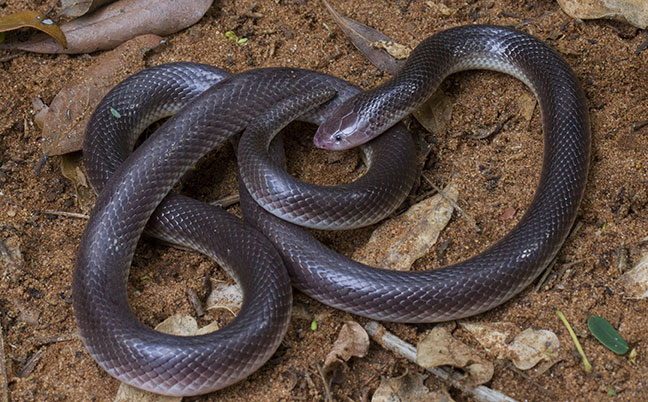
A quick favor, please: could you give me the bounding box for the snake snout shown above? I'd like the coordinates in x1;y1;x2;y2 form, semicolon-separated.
314;99;371;150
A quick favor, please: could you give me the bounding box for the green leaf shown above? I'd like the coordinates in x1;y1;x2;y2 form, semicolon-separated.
109;107;121;119
588;316;629;355
310;320;317;331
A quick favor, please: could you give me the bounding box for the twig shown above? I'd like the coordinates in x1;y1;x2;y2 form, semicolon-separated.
0;322;8;402
365;321;519;402
18;348;43;378
422;173;481;234
632;119;648;131
316;363;333;402
0;52;23;63
34;332;79;346
209;194;240;208
534;258;558;292
41;209;89;219
635;32;648;55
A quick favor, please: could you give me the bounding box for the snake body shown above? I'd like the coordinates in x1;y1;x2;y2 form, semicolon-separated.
75;25;590;395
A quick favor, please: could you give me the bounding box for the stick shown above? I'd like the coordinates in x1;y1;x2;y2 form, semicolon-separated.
0;322;8;402
41;210;89;219
364;321;519;402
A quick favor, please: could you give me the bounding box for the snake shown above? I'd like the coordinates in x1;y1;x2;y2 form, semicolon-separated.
74;25;590;396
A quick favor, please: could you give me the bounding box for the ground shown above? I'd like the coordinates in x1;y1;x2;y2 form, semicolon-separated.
1;0;647;401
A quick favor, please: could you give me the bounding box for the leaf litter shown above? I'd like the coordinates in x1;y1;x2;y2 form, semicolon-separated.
0;0;212;54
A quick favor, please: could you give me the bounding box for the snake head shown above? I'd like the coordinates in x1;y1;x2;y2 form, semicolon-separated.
314;98;374;151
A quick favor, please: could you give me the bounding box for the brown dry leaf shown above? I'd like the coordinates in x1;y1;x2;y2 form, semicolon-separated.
416;326;494;386
205;280;243;315
40;34;163;156
61;0;116;17
0;11;66;48
353;182;457;270
323;321;369;372
1;235;24;271
620;252;648;299
517;91;537;126
371;372;454;402
60;153;88;188
321;0;404;75
557;0;648;29
508;328;560;372
460;321;561;373
369;40;411;60
412;91;454;136
1;0;212;54
425;1;458;16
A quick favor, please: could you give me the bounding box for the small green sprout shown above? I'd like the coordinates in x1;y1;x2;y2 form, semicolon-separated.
310;319;317;331
225;31;247;45
557;310;592;372
587;316;629;355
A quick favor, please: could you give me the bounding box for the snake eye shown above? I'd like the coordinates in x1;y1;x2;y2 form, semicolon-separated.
335;135;342;142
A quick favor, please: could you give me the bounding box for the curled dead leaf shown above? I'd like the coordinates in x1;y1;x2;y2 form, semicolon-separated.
323;321;369;372
620;253;648;299
40;34;163;156
412;91;454;136
61;0;116;17
416;325;494;386
369;40;410;60
0;11;66;48
557;0;648;29
205;280;243;315
372;372;453;402
353;182;457;270
1;0;212;54
460;321;561;373
321;0;404;75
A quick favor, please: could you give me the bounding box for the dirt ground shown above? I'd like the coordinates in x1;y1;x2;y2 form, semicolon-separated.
1;0;647;401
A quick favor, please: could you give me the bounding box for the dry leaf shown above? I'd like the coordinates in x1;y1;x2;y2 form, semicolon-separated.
517;91;537;126
62;0;116;17
412;91;454;136
0;11;66;48
205;280;243;314
425;2;458;16
1;0;212;54
323;321;369;371
620;253;648;298
40;34;163;156
372;372;453;402
416;326;494;386
557;0;648;29
321;0;404;75
369;40;411;60
1;236;24;271
508;328;560;371
60;154;88;188
353;182;457;270
460;321;561;372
